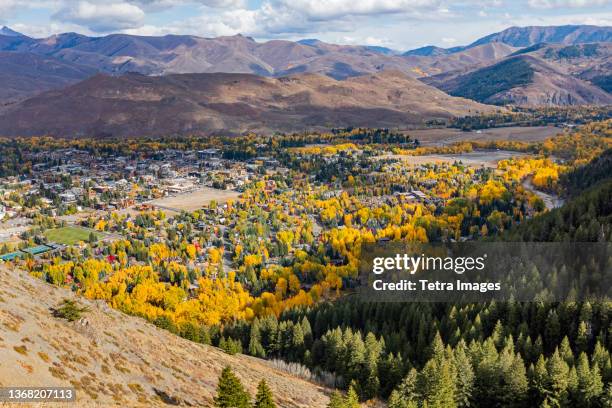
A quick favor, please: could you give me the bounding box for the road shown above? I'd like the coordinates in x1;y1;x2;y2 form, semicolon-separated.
522;178;565;210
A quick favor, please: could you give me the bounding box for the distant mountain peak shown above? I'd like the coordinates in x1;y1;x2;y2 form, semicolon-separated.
403;45;451;57
0;26;24;37
297;39;322;46
365;45;398;55
469;25;612;48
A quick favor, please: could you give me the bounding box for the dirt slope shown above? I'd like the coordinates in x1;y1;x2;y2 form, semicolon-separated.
0;70;497;138
425;54;612;106
0;266;330;407
0;52;95;104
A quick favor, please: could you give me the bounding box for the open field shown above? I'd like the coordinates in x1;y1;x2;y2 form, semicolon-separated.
149;187;241;212
407;126;564;146
44;226;100;245
380;150;529;168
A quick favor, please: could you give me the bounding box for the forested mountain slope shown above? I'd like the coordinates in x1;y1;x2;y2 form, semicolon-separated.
216;156;612;407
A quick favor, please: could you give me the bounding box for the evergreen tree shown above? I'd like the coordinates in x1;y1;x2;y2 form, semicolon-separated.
249;319;266;358
453;340;474;407
291;323;305;361
602;383;612;408
379;352;405;398
591;341;612;383
361;332;382;399
544;311;561;351
345;385;360;408
576;352;604;407
576;321;589;354
546;349;570;406
388;368;420;408
214;366;251;408
531;355;550;405
420;357;456;408
559;336;574;367
254;380;276;408
327;391;345;408
502;353;528;407
301;316;313;349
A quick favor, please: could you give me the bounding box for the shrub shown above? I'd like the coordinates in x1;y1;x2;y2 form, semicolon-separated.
51;299;89;322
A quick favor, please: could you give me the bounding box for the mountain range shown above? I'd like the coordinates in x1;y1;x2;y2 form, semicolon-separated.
0;24;610;136
423;42;612;105
0;71;494;137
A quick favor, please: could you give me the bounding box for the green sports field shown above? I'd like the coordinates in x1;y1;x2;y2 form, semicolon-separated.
44;226;101;245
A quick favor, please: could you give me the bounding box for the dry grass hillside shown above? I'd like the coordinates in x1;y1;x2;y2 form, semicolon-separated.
0;70;496;138
0;265;331;407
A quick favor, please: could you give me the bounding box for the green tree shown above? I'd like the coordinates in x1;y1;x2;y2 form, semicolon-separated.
575;321;589;354
507;353;528;406
547;349;570;406
453;341;474;407
389;368;420;408
345;385;360;408
214;366;251;408
531;355;549;404
576;352;603;407
559;336;574;366
420;357;456;408
254;380;276;408
248;319;266;358
327;391;345;408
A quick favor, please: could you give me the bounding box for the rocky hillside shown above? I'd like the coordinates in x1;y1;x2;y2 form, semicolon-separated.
0;24;608;109
0;265;330;407
423;46;612;106
0;52;96;104
0;31;417;80
0;70;496;138
468;25;612;48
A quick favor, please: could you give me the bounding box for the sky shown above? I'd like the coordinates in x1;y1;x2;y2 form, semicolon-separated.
0;0;611;50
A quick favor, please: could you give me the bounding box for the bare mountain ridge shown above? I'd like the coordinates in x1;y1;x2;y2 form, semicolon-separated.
0;70;496;138
1;27;566;80
0;265;330;407
0;24;609;109
406;43;519;76
0;35;519;102
469;25;612;48
0;31;419;79
3;25;597;86
423;42;612;106
0;52;96;104
407;25;612;56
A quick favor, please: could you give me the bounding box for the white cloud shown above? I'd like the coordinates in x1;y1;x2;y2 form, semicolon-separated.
276;0;440;21
0;0;54;19
0;0;18;15
53;1;146;32
128;0;246;10
506;11;612;26
528;0;611;8
10;21;95;37
153;0;457;39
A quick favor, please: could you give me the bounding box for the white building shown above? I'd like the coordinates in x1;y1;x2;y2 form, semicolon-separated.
59;192;77;203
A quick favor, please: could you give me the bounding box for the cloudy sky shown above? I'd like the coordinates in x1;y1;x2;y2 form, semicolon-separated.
1;0;610;50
